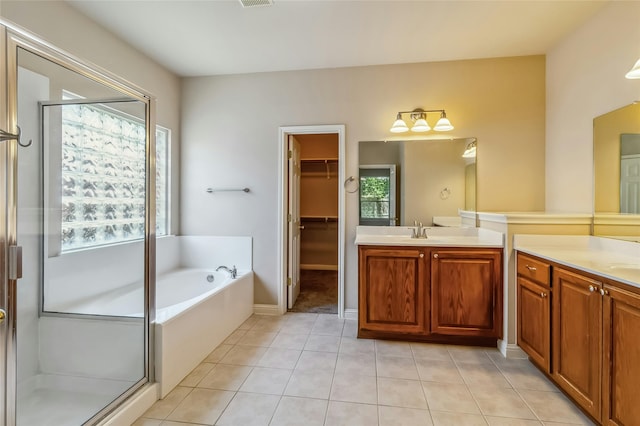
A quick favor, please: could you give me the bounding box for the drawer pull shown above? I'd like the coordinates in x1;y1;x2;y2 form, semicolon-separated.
525;265;537;272
588;285;596;293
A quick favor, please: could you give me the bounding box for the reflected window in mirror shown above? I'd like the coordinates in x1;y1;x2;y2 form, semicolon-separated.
359;165;397;226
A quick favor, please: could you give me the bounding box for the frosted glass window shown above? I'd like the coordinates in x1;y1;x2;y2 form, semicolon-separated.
60;103;169;252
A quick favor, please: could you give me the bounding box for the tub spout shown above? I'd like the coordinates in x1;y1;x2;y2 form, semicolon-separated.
216;265;237;279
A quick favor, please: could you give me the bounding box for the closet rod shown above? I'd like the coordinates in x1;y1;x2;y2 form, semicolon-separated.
300;216;338;222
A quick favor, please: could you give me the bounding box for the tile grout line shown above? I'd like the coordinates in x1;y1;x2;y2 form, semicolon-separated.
486;352;545;424
448;347;490;425
409;342;436;426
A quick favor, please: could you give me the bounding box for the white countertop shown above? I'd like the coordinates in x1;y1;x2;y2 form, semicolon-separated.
355;226;504;248
514;235;640;288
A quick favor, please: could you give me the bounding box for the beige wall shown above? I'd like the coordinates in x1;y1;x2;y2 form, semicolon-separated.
1;1;182;235
546;1;640;213
181;56;546;306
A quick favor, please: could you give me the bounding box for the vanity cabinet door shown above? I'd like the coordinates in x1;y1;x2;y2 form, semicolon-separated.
602;284;640;426
430;249;502;338
358;246;428;335
552;267;602;421
517;276;551;372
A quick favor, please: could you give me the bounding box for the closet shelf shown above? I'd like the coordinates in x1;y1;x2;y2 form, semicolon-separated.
300;158;338;162
301;215;338;222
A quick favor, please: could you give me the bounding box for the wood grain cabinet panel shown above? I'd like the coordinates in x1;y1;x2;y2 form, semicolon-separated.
517;253;551;286
552;267;602;421
431;250;502;338
517;276;550;372
602;285;640;426
516;252;640;425
358;246;427;335
358;246;503;343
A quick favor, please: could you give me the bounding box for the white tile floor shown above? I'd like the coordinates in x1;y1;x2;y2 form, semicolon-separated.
133;313;595;426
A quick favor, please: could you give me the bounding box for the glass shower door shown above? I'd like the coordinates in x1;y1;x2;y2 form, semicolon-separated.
1;26;155;426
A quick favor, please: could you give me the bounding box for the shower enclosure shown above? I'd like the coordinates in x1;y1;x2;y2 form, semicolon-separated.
1;22;156;425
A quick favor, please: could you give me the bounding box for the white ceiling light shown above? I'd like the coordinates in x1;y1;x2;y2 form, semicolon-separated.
389;108;454;133
625;58;640;79
239;0;273;8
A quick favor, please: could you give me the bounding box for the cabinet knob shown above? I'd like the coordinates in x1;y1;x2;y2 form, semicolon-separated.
540;292;547;298
525;265;537;272
599;288;609;296
419;253;424;258
433;253;439;259
588;285;596;293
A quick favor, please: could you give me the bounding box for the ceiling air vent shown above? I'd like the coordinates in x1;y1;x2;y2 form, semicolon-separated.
239;0;273;8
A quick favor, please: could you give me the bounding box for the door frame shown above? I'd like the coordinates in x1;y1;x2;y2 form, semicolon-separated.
277;125;346;318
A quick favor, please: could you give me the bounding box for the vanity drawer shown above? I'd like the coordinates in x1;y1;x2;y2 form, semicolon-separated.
517;253;550;287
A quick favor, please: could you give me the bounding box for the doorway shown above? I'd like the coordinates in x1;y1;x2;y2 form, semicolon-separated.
277;125;345;318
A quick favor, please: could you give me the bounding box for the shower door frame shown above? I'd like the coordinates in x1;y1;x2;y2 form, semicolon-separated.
0;20;157;425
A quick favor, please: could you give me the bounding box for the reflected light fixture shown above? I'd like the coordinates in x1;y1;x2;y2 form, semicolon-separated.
462;139;477;158
389;108;454;133
625;58;640;79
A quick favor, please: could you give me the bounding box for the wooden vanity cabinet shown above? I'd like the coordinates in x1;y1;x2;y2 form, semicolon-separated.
358;245;428;336
431;249;502;338
358;245;503;344
602;283;640;425
552;267;603;421
516;253;551;372
516;252;640;426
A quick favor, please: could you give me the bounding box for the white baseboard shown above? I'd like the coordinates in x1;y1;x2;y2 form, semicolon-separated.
344;308;358;321
498;340;528;359
253;304;282;316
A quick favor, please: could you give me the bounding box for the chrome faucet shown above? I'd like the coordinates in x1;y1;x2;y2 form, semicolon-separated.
216;265;237;279
411;220;428;239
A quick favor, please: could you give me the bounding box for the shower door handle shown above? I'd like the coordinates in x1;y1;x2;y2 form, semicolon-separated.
9;245;22;280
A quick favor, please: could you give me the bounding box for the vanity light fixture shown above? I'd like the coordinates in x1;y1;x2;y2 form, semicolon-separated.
462;139;477;158
389;108;454;133
625;58;640;79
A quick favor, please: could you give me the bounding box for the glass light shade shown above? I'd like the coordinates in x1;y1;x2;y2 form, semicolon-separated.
462;145;476;158
625;58;640;79
411;118;431;132
434;116;454;131
390;117;409;133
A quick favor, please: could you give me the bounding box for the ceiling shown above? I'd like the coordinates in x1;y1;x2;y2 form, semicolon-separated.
66;0;608;77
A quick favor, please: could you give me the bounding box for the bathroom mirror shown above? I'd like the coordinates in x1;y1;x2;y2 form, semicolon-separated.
593;102;640;240
358;138;477;226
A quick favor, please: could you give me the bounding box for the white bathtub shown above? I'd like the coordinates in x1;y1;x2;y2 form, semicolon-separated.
35;236;254;421
155;267;254;398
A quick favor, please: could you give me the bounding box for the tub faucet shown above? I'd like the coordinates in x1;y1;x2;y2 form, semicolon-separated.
216;265;237;279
